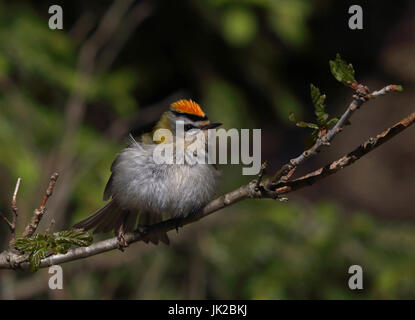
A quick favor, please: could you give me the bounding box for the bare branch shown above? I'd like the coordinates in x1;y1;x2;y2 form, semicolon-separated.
0;178;21;247
1;111;413;270
271;84;402;183
68;12;97;45
11;178;22;210
9;177;21;246
0;212;13;230
96;1;154;71
368;84;403;98
273;112;415;194
255;162;267;191
21;173;59;238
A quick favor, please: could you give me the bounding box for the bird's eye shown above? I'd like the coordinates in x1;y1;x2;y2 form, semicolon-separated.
184;124;196;131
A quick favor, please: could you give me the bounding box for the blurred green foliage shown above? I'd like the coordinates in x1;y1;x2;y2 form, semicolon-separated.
65;201;415;299
210;0;311;47
0;2;136;222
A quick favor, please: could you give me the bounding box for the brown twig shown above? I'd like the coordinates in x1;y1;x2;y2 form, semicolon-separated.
9;178;21;246
0;212;12;230
21;173;59;238
273;112;415;194
96;1;154;71
255;161;267;191
0;178;21;247
45;219;55;234
270;83;402;184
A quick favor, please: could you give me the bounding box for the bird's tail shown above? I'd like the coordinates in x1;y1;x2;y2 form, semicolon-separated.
74;200;169;245
139;212;170;245
74;199;135;234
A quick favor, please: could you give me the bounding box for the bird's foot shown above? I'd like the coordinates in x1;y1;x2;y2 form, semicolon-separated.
116;229;128;252
174;217;185;234
136;225;150;243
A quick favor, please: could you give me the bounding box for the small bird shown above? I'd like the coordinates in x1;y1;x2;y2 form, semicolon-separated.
74;99;221;247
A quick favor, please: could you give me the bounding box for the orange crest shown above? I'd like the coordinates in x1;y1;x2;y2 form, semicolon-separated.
170;99;205;117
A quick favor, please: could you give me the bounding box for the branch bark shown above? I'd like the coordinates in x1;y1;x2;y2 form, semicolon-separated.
1;111;413;270
274;111;415;194
21;173;59;238
271;84;402;184
0;178;21;247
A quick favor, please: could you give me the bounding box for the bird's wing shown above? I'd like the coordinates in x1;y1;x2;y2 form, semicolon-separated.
103;152;123;201
103;174;114;201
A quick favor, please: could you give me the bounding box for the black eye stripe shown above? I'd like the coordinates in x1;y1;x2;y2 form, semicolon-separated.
184;124;197;131
172;111;208;121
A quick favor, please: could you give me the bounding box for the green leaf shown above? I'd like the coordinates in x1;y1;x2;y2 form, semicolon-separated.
289;112;319;129
310;84;329;126
304;130;319;149
395;85;403;92
310;84;325;111
296;121;319;129
14;229;92;272
327;117;339;127
288;112;296;122
329;54;356;86
14;238;36;252
29;246;48;272
15;234;49;252
53;228;93;250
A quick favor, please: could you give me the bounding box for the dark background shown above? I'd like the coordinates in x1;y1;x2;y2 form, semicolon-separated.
0;0;414;299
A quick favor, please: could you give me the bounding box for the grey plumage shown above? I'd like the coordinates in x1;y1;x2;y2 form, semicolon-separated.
74;108;220;245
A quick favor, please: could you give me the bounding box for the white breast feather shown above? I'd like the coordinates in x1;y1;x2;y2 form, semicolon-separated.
110;142;219;219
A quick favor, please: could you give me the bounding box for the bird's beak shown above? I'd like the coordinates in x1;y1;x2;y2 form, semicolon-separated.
201;122;222;130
